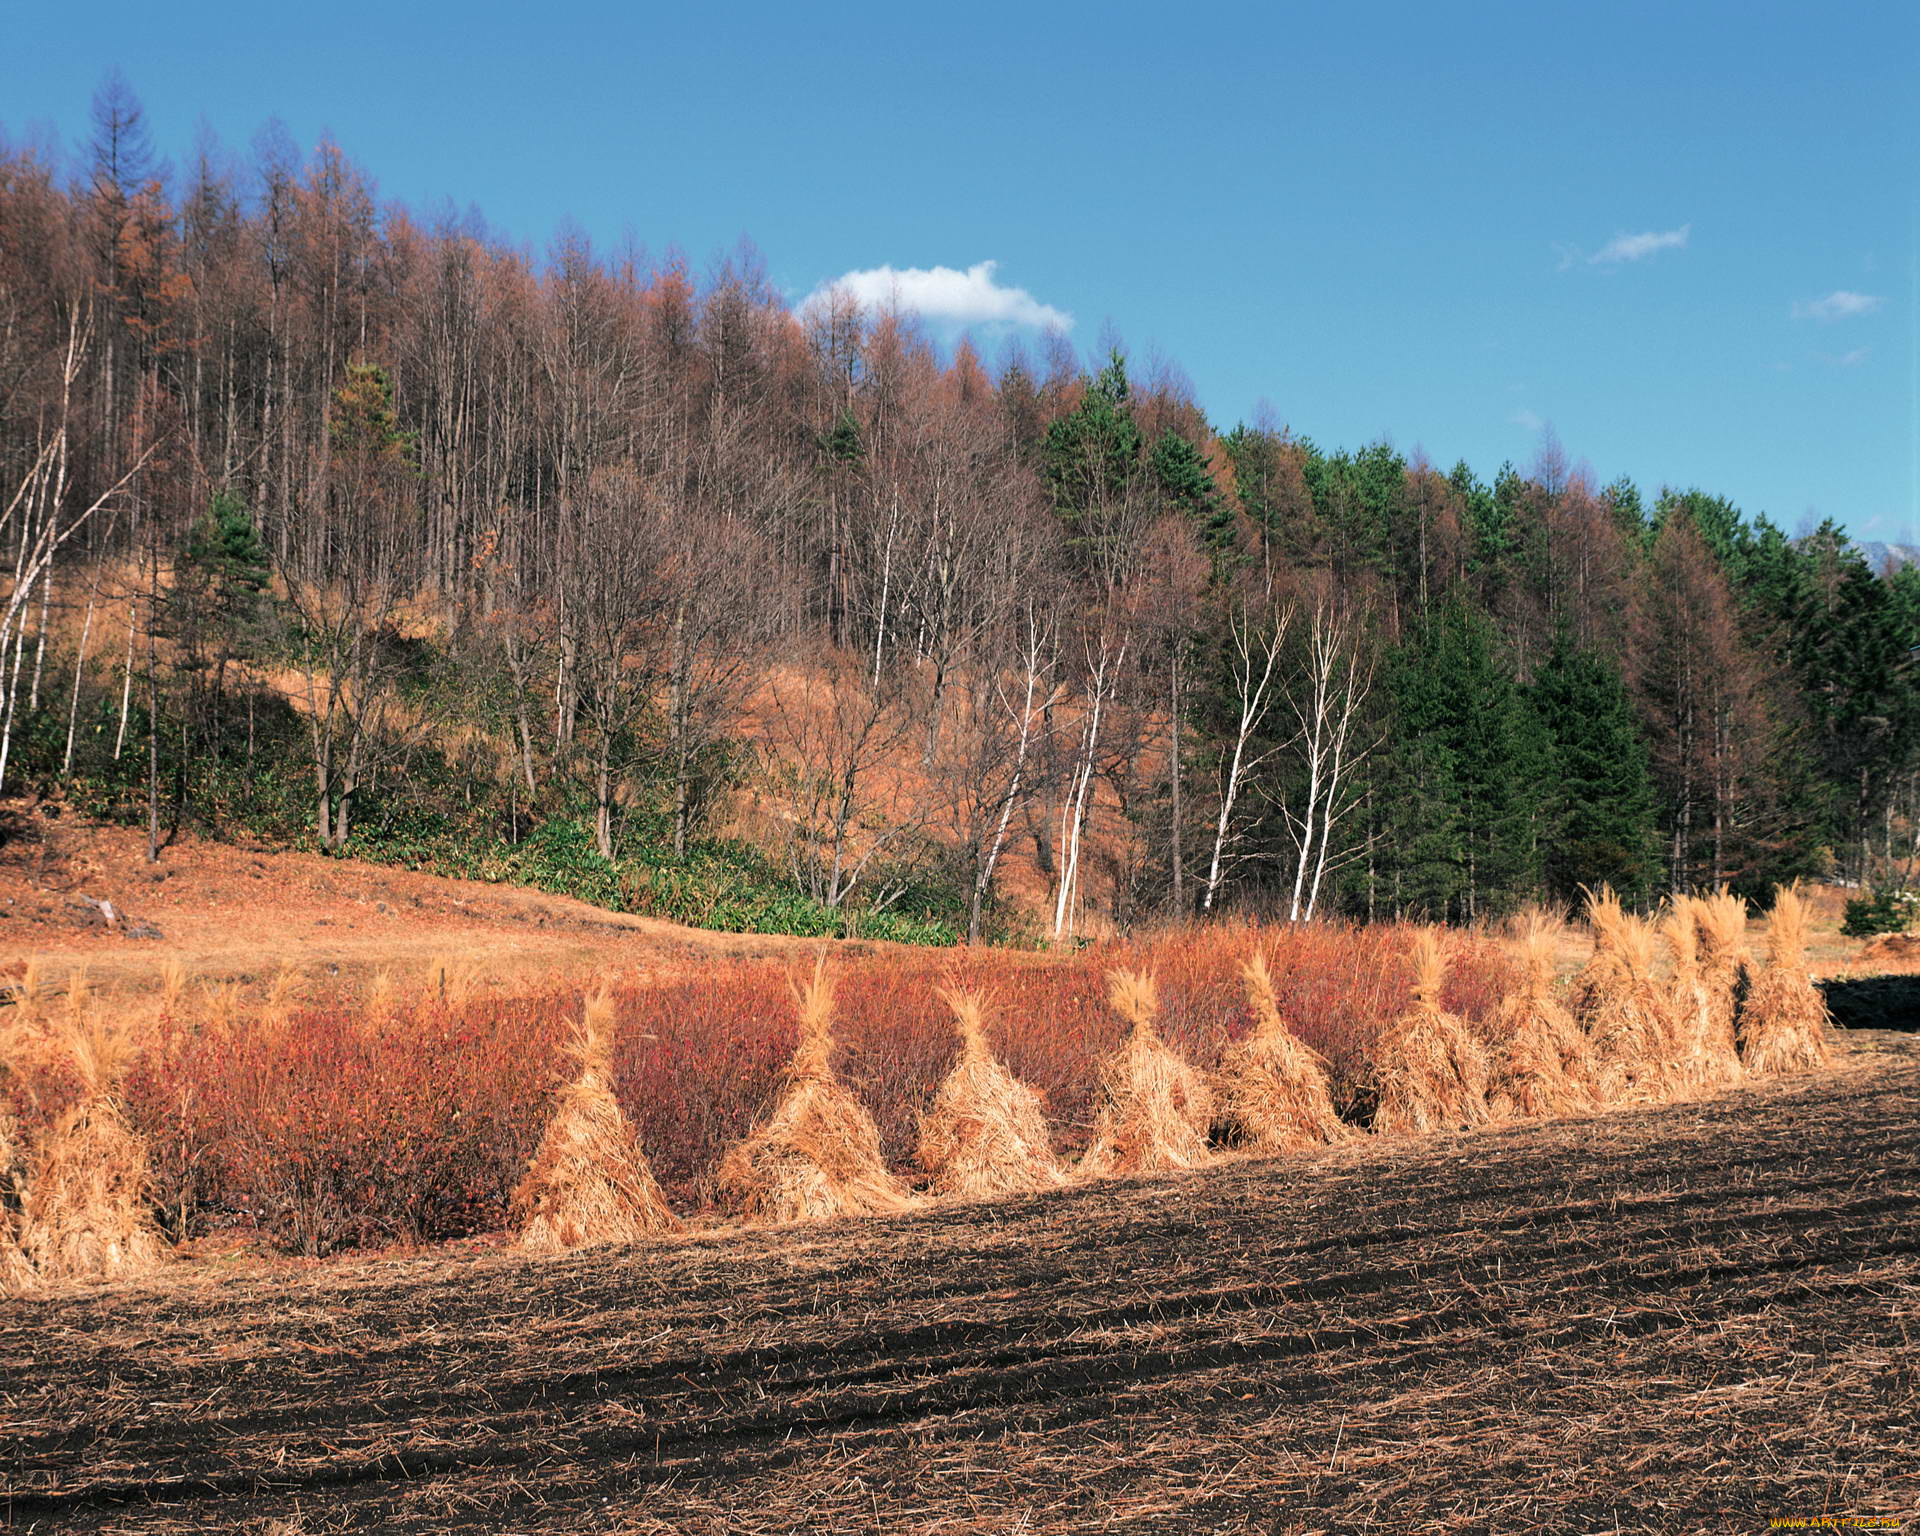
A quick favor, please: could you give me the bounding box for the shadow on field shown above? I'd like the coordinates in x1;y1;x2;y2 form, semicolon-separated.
1821;974;1920;1032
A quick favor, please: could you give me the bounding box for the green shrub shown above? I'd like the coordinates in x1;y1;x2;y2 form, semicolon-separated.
1841;886;1919;939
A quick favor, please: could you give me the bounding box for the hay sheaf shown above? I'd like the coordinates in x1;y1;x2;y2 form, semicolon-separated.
512;992;679;1253
1691;887;1749;1066
13;1006;167;1287
1666;897;1741;1090
1739;886;1836;1075
1373;929;1492;1136
1078;969;1214;1178
1487;913;1599;1122
0;1110;33;1296
915;991;1064;1201
1576;889;1685;1105
716;959;914;1223
1212;951;1350;1153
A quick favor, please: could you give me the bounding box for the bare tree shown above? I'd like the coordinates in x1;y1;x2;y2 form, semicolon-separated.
771;654;927;912
1200;592;1293;913
1278;595;1378;921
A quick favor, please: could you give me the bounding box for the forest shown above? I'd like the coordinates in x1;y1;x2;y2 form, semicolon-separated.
4;78;1918;944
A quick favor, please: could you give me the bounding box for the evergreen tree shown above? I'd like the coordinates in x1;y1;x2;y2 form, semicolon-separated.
1372;601;1547;920
1149;428;1234;557
1040;350;1142;581
1530;632;1659;901
182;490;271;626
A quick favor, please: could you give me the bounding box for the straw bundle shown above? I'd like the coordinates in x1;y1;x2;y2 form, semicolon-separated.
1487;913;1599;1121
1574;889;1685;1104
716;958;914;1223
1666;898;1741;1089
1373;929;1492;1135
915;990;1064;1201
512;990;679;1252
1691;887;1748;1067
16;1005;167;1285
1738;885;1836;1074
1079;970;1214;1178
1212;951;1350;1152
0;1109;33;1295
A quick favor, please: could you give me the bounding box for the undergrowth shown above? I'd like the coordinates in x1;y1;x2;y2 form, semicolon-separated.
16;682;965;946
0;923;1517;1256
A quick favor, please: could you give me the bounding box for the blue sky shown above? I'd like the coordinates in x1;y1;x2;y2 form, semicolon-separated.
5;0;1916;541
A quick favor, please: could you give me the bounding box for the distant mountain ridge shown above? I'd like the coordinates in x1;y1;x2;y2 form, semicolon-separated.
1859;540;1920;573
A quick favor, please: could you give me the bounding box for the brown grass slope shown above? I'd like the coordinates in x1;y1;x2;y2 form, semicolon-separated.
1739;886;1837;1075
1373;928;1492;1135
716;958;914;1222
1211;951;1351;1152
1487;913;1599;1121
915;990;1065;1201
512;991;679;1253
1078;969;1214;1178
1576;888;1685;1105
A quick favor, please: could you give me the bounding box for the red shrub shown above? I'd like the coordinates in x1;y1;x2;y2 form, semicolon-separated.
68;921;1522;1255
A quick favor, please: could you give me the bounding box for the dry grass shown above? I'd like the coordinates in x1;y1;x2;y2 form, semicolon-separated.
1740;886;1838;1075
1373;929;1493;1135
1666;897;1742;1090
0;1108;33;1296
1691;887;1749;1061
1576;888;1684;1105
12;1002;167;1286
715;957;915;1222
1078;969;1214;1178
3;1049;1913;1534
1210;950;1351;1152
914;990;1065;1201
1487;912;1599;1121
512;991;680;1252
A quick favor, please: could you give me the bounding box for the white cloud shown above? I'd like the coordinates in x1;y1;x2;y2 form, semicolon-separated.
1794;290;1885;321
799;260;1071;331
1588;225;1691;265
1510;408;1546;432
1823;346;1871;367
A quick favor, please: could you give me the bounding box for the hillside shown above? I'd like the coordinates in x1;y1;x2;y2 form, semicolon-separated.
0;801;900;1005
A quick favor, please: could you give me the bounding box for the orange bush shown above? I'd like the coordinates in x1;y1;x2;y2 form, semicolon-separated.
83;921;1519;1255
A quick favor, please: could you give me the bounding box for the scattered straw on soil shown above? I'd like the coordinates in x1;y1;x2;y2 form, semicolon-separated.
4;1050;1910;1534
715;958;915;1222
1211;950;1351;1152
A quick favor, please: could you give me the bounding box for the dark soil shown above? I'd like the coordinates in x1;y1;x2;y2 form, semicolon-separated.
4;1052;1917;1534
1823;973;1920;1032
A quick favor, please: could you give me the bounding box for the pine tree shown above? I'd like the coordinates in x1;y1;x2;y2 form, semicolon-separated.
1373;602;1546;920
1530;632;1659;901
1149;428;1234;558
1040;350;1142;583
183;491;271;625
